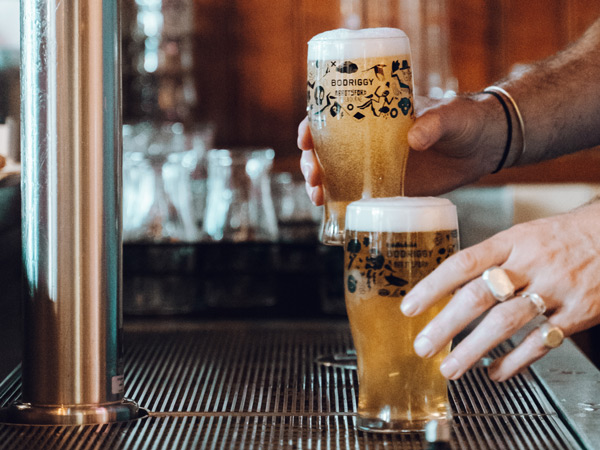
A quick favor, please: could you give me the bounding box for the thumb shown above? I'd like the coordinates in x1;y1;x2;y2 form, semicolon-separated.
408;111;444;151
297;116;314;150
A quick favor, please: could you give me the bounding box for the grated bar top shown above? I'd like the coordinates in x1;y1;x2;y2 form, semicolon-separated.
0;321;584;450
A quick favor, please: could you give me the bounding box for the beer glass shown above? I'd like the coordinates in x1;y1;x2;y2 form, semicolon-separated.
344;197;459;432
307;28;414;246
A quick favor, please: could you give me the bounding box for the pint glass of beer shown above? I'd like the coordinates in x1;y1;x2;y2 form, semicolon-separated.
344;197;459;432
307;28;414;246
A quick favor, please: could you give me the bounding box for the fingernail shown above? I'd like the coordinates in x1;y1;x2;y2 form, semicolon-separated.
487;362;504;382
488;371;501;382
409;125;431;149
414;336;433;357
400;297;417;315
440;357;460;379
301;163;311;180
420;323;432;336
307;185;317;205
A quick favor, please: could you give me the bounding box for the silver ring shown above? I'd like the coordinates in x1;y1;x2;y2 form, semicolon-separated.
482;266;516;302
539;322;564;349
520;292;546;316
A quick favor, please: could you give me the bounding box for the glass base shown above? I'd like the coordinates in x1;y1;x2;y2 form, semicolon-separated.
356;414;449;434
319;204;345;246
0;399;147;425
314;350;357;370
320;234;344;246
319;218;344;246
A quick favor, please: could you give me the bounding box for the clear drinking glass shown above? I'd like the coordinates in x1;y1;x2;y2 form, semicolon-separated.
202;148;278;242
271;172;322;242
344;196;459;432
307;28;415;246
122;122;205;243
338;0;458;99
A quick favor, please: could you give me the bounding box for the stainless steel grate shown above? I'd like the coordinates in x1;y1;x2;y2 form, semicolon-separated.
0;321;584;449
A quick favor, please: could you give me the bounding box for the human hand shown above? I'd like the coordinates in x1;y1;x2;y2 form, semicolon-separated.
400;199;600;381
297;117;323;206
297;94;507;202
0;154;5;171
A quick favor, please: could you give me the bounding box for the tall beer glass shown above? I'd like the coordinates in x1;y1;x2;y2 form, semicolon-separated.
307;28;414;246
344;197;458;432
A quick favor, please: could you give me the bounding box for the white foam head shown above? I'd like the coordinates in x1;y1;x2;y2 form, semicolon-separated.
308;28;410;60
345;197;458;233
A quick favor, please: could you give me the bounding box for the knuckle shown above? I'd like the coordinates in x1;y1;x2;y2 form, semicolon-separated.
487;304;520;333
415;278;436;301
520;336;551;365
458;283;489;311
453;249;480;276
502;222;533;244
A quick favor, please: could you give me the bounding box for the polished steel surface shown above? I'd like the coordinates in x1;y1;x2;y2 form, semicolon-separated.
0;321;587;449
512;318;600;449
3;0;140;424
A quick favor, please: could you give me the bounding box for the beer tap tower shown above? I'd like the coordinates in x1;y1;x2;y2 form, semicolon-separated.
2;0;142;424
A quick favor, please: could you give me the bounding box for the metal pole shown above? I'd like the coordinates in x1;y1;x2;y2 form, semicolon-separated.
3;0;142;424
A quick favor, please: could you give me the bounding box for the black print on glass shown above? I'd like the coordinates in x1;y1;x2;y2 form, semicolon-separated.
308;59;414;121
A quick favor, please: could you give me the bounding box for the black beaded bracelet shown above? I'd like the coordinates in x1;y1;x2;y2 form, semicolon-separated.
481;90;513;174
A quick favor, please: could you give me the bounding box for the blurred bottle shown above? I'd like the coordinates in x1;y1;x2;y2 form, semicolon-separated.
122;0;197;123
339;0;457;99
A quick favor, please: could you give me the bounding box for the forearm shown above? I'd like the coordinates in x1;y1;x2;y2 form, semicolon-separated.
496;18;600;167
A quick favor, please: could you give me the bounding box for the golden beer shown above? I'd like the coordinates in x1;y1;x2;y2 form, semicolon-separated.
344;197;459;432
307;28;415;246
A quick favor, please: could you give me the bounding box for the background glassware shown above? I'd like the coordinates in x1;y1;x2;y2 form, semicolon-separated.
122;122;208;243
121;0;197;123
344;196;458;433
200;147;279;310
339;0;457;99
203;148;278;242
271;172;322;242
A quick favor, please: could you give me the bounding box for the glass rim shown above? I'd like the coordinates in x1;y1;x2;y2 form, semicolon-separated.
345;196;458;233
308;27;409;44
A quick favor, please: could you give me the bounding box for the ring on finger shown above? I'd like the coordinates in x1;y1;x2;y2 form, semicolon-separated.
539;322;564;349
482;266;516;302
520;292;547;316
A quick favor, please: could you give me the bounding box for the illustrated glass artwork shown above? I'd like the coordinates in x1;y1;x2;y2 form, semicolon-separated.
307;28;415;246
344;196;458;433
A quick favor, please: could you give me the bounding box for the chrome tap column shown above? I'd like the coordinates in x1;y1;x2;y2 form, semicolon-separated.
3;0;141;424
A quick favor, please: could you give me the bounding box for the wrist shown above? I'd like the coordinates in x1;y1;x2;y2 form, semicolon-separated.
475;86;528;173
471;92;511;175
487;85;526;168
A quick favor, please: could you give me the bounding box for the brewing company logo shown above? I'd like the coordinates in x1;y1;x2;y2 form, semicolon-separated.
308;59;413;121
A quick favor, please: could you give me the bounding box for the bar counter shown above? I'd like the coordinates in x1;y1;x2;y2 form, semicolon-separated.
1;242;600;449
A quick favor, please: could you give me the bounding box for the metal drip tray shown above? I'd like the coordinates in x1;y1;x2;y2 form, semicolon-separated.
0;321;591;449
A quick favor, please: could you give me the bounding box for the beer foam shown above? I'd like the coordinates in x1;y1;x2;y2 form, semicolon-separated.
345;197;457;233
308;28;410;60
